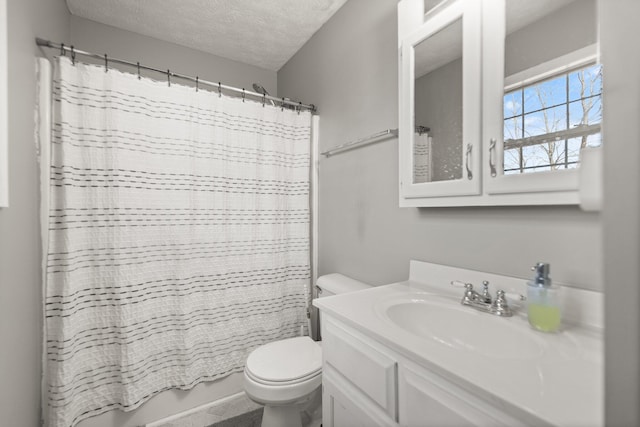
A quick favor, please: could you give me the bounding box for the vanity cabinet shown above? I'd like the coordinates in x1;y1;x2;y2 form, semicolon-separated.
323;367;395;427
321;315;526;427
322;316;397;426
398;0;602;208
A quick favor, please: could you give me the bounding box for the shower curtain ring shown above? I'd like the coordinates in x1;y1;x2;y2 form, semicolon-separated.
298;102;302;115
167;69;171;87
281;97;285;111
60;43;65;57
137;62;141;80
104;54;108;72
262;94;266;107
195;76;199;92
70;46;76;65
218;82;222;98
242;88;245;102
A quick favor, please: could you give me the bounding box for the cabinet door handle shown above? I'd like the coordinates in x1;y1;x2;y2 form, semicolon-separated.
489;138;497;178
465;143;473;180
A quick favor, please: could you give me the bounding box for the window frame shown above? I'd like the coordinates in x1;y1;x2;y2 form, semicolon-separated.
503;61;602;174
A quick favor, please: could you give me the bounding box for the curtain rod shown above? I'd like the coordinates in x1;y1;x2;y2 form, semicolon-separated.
35;38;317;114
321;129;398;157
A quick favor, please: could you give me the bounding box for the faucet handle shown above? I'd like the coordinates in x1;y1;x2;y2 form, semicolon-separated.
453;281;478;306
504;292;526;302
451;281;475;295
450;280;471;289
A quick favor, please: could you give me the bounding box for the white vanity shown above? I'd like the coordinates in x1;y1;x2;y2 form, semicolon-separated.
313;261;603;426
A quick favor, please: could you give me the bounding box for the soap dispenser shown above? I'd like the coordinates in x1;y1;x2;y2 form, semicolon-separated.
527;262;561;332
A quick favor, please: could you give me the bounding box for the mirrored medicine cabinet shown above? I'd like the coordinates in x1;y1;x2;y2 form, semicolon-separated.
398;0;602;208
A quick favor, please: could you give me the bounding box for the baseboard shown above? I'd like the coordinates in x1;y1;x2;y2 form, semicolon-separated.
144;391;246;427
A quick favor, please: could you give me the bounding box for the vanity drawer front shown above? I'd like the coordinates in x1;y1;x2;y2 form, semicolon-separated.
399;363;527;427
323;317;398;420
323;366;397;427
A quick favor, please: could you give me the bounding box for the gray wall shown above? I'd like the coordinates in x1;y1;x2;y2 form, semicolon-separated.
506;0;597;76
601;0;640;425
70;16;277;97
278;0;602;291
0;1;69;426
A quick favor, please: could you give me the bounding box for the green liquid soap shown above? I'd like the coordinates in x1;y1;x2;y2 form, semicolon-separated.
528;303;561;332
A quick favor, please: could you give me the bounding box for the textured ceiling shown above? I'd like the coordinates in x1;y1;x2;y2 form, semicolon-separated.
66;0;348;71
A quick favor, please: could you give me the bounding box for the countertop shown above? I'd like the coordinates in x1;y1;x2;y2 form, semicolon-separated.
314;279;603;427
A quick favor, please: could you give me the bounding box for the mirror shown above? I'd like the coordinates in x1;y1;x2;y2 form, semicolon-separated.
399;0;482;202
501;0;600;176
413;17;463;184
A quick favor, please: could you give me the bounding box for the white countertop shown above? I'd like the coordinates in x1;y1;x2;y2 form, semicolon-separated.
314;279;603;427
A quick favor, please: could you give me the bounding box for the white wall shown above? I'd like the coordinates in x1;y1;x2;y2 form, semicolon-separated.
278;0;602;291
0;1;69;426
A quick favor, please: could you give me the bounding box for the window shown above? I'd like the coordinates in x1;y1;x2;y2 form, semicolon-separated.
503;62;602;175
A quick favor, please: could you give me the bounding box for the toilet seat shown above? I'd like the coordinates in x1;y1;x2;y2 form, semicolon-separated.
245;336;322;384
245;365;321;386
243;336;323;406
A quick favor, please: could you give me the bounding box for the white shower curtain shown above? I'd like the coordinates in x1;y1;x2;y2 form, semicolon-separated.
38;56;311;427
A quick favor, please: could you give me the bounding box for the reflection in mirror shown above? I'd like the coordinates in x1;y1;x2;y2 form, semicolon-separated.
502;0;600;175
424;0;449;15
413;17;462;183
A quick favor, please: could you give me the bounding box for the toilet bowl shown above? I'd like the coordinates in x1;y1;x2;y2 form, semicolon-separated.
244;336;322;427
243;274;371;427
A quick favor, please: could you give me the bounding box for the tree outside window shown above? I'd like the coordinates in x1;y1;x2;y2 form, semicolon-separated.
503;63;602;174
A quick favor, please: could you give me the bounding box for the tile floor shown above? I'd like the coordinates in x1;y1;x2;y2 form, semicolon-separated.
155;393;262;427
154;391;322;427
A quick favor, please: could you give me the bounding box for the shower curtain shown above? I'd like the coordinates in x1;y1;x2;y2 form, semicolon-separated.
38;56;312;427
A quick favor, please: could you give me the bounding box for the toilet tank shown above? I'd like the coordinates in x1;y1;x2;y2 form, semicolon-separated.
316;273;371;297
312;274;371;340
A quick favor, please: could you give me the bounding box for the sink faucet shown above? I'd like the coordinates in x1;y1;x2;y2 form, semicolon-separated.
453;281;520;317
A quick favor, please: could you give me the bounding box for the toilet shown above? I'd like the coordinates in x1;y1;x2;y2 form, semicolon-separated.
243;274;371;427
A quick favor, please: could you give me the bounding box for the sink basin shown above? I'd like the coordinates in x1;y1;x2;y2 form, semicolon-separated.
378;295;545;360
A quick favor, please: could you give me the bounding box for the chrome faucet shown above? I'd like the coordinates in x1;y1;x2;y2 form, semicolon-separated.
452;281;521;317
